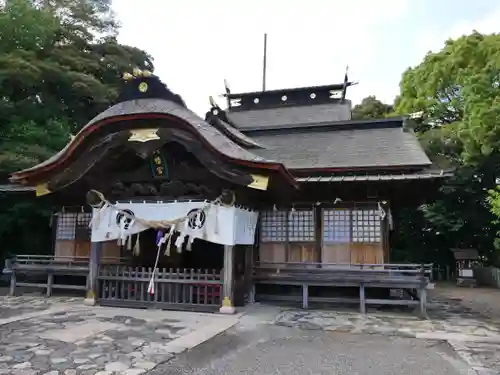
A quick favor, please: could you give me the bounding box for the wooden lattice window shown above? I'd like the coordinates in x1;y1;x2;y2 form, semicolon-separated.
75;212;92;240
322;209;351;243
56;212;77;240
55;211;92;240
288;210;315;242
260;211;287;242
352;209;381;243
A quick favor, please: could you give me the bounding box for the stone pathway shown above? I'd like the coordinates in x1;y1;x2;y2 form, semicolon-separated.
0;295;82;320
0;296;238;375
2;287;500;374
263;292;500;375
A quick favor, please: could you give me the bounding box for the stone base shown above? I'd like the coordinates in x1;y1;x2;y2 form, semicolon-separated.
219;305;236;314
83;297;97;306
456;277;477;288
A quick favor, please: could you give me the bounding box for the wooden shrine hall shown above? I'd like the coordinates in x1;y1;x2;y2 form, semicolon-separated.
5;69;450;315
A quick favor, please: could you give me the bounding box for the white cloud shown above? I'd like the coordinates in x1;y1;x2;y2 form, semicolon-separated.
113;0;411;115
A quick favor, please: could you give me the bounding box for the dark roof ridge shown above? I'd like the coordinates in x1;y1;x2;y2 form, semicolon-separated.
204;111;266;149
225;82;355;99
241;116;406;134
227;98;352;112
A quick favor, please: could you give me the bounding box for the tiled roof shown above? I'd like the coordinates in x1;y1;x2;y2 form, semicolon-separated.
12;99;271;178
226;102;352;129
246;125;431;170
296;170;451;182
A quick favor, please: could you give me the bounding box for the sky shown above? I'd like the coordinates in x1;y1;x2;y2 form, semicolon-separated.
112;0;500;116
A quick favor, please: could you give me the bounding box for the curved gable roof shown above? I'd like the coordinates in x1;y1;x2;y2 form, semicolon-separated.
10;98;297;188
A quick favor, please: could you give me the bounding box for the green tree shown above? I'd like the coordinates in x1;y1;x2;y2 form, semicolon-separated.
395;32;500;265
0;0;154;261
0;0;154;137
396;31;500;161
352;96;394;120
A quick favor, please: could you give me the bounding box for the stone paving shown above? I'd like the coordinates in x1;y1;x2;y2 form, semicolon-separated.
267;295;500;375
0;295;82;320
0;294;237;375
2;288;500;374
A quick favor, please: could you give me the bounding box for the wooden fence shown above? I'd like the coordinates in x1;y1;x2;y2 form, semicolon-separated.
4;255;127;296
97;265;223;312
431;264;456;282
474;266;500;288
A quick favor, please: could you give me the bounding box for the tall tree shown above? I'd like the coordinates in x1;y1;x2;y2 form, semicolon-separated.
396;32;500;265
397;31;500;161
0;0;154;260
352;96;394;120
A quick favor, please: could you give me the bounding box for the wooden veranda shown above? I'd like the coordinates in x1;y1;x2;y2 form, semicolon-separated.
4;255;432;316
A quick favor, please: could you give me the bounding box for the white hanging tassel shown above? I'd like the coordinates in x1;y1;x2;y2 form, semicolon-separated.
127;235;132;250
186;236;194;251
164;224;176;256
174;233;184;252
378;202;386;220
388;208;394;230
162;232;170;256
133;233;141;256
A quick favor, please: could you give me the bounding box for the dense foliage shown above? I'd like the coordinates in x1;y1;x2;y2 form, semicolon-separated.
0;0;153;261
351;96;394;120
395;32;500;266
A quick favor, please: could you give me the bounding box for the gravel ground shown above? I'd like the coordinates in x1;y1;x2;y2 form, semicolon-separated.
152;324;472;375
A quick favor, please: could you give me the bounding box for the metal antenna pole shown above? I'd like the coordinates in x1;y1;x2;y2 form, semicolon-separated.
262;33;268;91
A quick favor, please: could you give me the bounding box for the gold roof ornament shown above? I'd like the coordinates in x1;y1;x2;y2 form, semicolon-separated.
35;183;51;197
132;68;143;77
142;70;153;77
122;72;133;80
248;174;269;191
128;128;160;143
138;82;148;93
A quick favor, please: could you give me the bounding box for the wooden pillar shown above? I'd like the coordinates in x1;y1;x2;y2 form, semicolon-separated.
84;241;102;306
419;285;427;318
244;245;254;304
220;245;236;314
9;270;16;296
302;284;309;309
359;283;366;314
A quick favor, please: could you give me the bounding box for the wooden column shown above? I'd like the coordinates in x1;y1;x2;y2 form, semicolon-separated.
220;245;236;314
84;241;102;306
245;245;255;304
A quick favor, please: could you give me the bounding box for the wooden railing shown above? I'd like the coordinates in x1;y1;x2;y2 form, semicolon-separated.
3;255;129;296
256;261;432;275
97;265;223;312
253;262;432;316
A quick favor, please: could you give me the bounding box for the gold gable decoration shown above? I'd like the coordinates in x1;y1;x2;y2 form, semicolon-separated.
35;183;51;197
128;129;160;143
248;174;269;191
